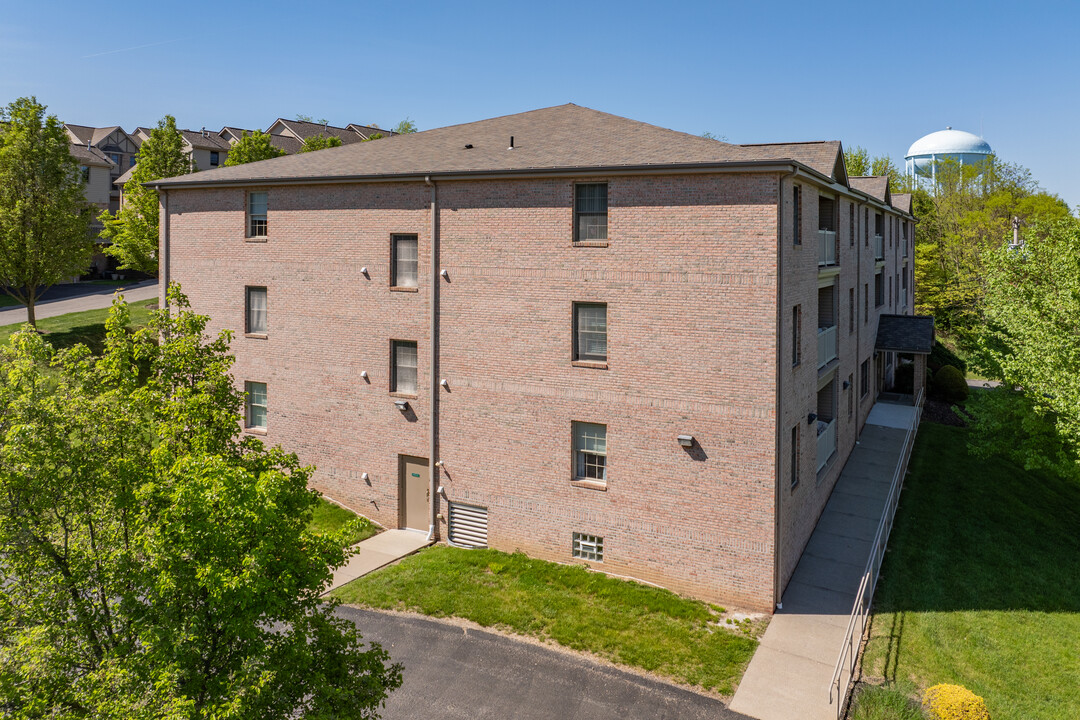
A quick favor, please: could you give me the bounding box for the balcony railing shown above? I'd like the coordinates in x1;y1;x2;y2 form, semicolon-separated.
816;418;837;472
817;324;837;369
874;234;884;261
818;230;837;267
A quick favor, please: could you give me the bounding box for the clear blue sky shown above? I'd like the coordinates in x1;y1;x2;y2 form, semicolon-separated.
2;0;1077;207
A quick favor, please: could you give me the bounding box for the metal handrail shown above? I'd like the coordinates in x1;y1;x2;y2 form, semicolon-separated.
828;388;924;718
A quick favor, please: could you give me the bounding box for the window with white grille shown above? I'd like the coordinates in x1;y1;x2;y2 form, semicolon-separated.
245;381;267;430
574;183;608;241
247;191;267;237
572;533;603;562
392;234;418;288
391;340;418;395
573;422;607;483
573;303;607;362
245;286;267;334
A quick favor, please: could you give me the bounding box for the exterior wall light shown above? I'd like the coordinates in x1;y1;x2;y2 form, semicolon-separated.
361;472;369;481
394;399;409;411
360;371;368;379
677;435;694;447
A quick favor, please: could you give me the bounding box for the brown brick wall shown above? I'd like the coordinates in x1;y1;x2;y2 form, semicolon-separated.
165;173;783;611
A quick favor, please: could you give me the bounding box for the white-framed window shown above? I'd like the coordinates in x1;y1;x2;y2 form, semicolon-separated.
573;303;607;362
572;532;604;562
210;151;219;166
573;421;607;483
391;234;418;288
245;286;267;334
391;340;418;395
247;191;268;237
245;381;267;430
574;183;608;241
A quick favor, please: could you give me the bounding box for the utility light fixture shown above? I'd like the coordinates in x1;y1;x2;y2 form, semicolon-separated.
394;399;409;411
677;435;694;447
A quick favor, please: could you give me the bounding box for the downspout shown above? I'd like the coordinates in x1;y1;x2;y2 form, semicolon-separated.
855;199;862;438
774;166;798;611
160;190;169;305
425;175;438;542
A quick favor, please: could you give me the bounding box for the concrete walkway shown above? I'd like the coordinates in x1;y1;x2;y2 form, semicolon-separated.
324;529;433;595
730;401;918;720
0;280;159;327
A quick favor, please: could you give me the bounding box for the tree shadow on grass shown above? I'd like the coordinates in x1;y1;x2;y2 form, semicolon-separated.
41;322;111;355
874;422;1080;616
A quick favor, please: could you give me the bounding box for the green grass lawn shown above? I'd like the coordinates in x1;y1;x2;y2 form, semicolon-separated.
0;298;158;353
333;546;762;694
308;498;380;548
858;422;1080;720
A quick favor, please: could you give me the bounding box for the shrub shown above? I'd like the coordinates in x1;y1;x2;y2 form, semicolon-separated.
922;684;990;720
933;365;968;403
929;342;967;374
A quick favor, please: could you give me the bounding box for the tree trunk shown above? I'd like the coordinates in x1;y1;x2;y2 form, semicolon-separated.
25;288;37;328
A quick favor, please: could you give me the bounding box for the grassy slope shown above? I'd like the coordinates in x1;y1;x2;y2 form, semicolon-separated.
861;423;1080;720
308;498;380;548
0;299;158;352
333;546;760;694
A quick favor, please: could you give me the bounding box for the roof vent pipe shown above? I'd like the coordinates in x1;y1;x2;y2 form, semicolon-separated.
508;136;514;150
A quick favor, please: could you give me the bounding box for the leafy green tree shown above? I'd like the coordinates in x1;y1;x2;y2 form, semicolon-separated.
0;287;402;719
295;114;329;125
913;155;1070;330
392;118;418;134
844;145;871;176
967;217;1080;471
299;134;343;153
222;130;285;166
0;97;93;326
98;116;191;275
362;133;385;142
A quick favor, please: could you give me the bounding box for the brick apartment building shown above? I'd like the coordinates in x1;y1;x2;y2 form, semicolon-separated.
150;105;925;612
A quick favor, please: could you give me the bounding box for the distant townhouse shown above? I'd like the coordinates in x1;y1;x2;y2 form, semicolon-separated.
64;124;138;214
149;105;930;612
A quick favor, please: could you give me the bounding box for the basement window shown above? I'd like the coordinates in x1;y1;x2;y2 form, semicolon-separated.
572;533;604;562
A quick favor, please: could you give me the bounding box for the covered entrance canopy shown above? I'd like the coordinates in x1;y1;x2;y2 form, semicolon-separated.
875;314;935;401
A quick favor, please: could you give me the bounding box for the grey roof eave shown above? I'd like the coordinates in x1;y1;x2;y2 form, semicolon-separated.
145;159;804;190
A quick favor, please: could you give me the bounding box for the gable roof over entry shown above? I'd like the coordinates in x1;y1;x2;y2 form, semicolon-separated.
876;314;935;354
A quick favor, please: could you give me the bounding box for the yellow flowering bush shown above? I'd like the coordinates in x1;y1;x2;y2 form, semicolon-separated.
923;684;990;720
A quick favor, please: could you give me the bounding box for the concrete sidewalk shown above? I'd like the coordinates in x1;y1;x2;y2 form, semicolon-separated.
323;529;433;595
730;402;918;720
0;280;159;327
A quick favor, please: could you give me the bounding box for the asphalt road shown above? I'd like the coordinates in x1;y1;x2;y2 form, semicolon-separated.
0;281;159;326
336;606;751;720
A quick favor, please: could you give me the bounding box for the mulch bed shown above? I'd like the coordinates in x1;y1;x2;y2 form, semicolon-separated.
922;397;967;427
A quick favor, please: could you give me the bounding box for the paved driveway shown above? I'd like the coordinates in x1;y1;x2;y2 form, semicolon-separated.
0;281;159;327
336;606;750;720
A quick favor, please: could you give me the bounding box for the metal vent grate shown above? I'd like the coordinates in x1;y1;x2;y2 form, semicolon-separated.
448;502;488;549
572;532;604;562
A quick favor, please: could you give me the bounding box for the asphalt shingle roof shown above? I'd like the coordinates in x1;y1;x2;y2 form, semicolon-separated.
850;176;889;202
876;314;935;354
150;104;842;188
69;143;113;167
891;192;912;214
180;129;231;151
